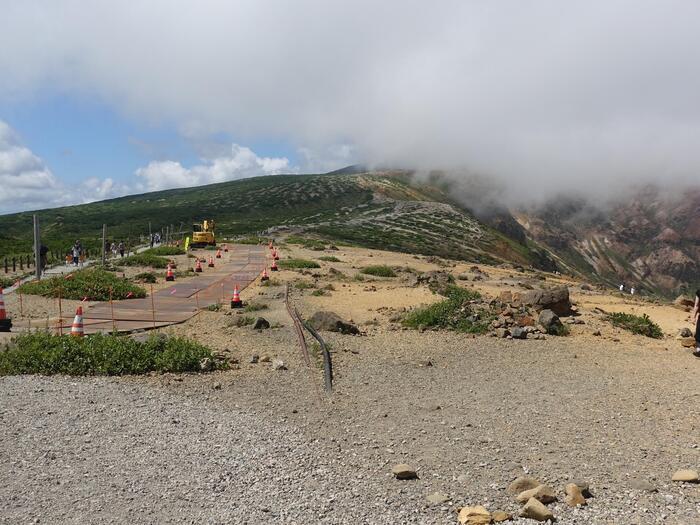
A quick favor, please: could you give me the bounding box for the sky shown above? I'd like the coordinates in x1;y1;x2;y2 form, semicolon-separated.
1;1;700;214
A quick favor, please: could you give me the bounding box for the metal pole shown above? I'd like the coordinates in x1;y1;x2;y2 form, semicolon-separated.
101;224;106;265
33;214;41;280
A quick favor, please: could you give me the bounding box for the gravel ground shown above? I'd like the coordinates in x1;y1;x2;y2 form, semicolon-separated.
2;329;699;524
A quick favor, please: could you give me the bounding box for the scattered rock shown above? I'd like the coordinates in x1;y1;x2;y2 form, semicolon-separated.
260;355;271;363
516;484;557;504
308;311;360;335
507;476;540;494
249;354;259;364
520;497;554;522
199;358;214;372
457;505;491;525
252;317;270;330
678;327;693;338
510;327;527;339
674;295;695;308
629;478;657;492
495;328;510;338
592;330;601;336
564;483;587;506
538;309;563;334
570;480;592;498
425;491;449;505
492;510;512;522
580;283;592;291
680;337;696;348
391;463;418;480
672;469;699;482
272;359;287;371
212;382;222;390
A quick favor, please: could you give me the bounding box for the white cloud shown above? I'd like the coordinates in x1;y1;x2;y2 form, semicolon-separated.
134;144;294;192
2;1;700;201
0;120;131;213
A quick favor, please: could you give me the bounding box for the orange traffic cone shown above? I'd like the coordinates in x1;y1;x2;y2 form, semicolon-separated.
273;250;280;261
0;287;11;332
215;249;222;259
270;259;278;272
208;256;215;268
195;259;203;273
71;306;84;337
268;241;273;249
223;244;229;252
261;268;269;281
230;285;243;308
165;263;175;282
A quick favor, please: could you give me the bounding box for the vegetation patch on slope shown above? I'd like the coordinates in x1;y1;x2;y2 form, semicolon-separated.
403;285;493;333
17;268;146;301
607;312;663;339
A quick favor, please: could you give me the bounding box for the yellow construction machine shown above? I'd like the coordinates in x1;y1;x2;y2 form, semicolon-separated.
191;219;216;247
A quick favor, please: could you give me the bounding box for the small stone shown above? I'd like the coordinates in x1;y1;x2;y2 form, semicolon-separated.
260;355;271;363
458;505;491;525
680;337;696;348
629;479;657;492
426;491;449;505
495;327;510;338
510;327;526;339
507;476;541;495
272;359;287;371
249;354;259;364
592;330;601;336
678;327;693;338
672;469;699;482
564;483;587;506
570;480;592;497
391;463;418;480
212;382;222;390
516;484;557;504
253;317;270;329
492;510;512;522
520;497;554;522
199;357;214;372
457;474;470;483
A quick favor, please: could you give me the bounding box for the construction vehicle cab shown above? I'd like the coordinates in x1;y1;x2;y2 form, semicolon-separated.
192;219;216;247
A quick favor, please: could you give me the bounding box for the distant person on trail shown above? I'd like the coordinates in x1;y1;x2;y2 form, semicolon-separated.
71;243;80;266
150;234;154;248
619;283;624;292
693;290;700;358
39;244;49;271
118;241;125;258
630;286;636;295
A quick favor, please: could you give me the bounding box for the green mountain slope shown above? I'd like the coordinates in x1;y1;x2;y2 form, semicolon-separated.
0;172;551;268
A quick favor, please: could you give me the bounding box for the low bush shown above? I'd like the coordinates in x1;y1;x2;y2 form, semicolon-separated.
318;256;341;262
0;333;221;376
607;312;663;338
311;289;330;296
231;315;255;327
278;259;321;269
133;271;157;283
294;280;316;290
403;285;491;333
0;276;16;288
360;265;397;278
244;302;268;312
117;252;170;269
547;323;570;337
17;268;146;301
147;246;185;256
260;278;282;287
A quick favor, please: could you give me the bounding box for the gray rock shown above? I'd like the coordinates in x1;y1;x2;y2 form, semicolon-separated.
510;327;526;339
391;463;418;480
252;317;270;330
538;309;563;334
678;327;692;338
272;359;287;371
249;354;259;364
520;286;572;316
495;328;510;338
308;311;359;335
507;476;541;494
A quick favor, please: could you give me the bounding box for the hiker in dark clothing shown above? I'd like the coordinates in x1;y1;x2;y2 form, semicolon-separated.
693;290;700;358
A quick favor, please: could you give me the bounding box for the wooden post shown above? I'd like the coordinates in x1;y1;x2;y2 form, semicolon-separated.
110;287;116;333
12;257;16;272
150;284;156;328
33;214;41;280
101;224;106;266
57;287;63;336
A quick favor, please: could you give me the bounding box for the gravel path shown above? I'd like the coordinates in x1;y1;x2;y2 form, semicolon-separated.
2;330;700;524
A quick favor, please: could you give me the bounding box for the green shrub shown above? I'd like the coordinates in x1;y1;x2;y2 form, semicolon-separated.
0;333;221;376
117;252;170;269
607;312;663;338
547;323;570;336
403;285;490;333
0;276;16;288
294;280;316;290
231;315;255;327
244;302;268;312
147;246;185;256
360;265;397;277
17;268;146;301
278;259;321;269
260;278;281;287
206;303;221;311
318;256;341;262
134;271;157;283
311;289;330;296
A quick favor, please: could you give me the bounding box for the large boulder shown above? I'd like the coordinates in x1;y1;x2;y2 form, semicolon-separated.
519;286;572;316
309;311;359;335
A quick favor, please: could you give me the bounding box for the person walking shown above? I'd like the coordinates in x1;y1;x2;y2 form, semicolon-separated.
118;241;125;258
630;286;636;296
693;290;700;358
71;242;80;267
619;283;624;292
